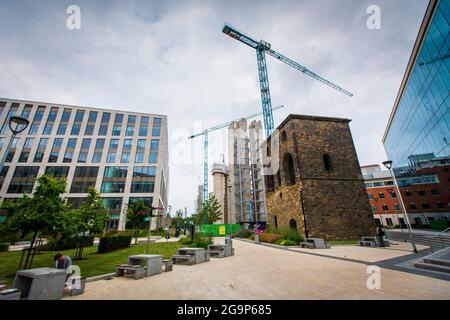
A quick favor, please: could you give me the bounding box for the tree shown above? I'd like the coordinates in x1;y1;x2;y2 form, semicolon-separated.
198;194;222;225
72;187;108;260
6;175;70;269
127;201;149;244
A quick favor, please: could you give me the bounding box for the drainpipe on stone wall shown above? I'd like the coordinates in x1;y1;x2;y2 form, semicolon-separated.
300;188;309;239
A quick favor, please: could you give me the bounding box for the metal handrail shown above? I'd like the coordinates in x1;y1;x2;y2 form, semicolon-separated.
429;227;450;252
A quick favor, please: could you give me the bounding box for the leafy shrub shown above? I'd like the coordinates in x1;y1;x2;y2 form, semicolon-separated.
0;242;10;252
179;237;193;245
0;230;20;244
259;233;284;243
234;229;253;239
191;235;213;249
40;235;94;251
275;239;284;245
279;239;298;246
266;227;304;244
98;235;132;253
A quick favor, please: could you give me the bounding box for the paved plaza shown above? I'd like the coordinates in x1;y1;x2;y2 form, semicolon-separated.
67;238;450;300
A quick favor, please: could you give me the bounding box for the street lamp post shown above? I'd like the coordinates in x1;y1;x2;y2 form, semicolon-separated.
0;116;29;204
382;160;418;253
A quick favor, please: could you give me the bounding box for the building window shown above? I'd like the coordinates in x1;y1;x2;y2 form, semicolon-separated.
131;166;156;193
371;206;377;212
149;139;159;163
422;203;430;209
45;166;70;178
98;112;111;135
430;189;439;196
265;175;275;191
20;104;33;120
121;139;132;163
63;138;77;163
281;130;287;142
78;138;91;163
5;137;20;163
368;193;374;200
418;190;426;196
378;192;385;198
135;139;146;163
390;191;396;198
139;116;149;136
70;110;85;135
112;114;124;136
382;204;388;211
274;215;278;229
323;154;333;172
28;106;45;135
33;138;49;162
125;115;136;136
283;153;296;185
43;107;58;135
404;190;412;197
436;202;444;209
48;138;63;163
84;111;98;135
152;117;162;137
92;138;105;163
18;138;35;162
0;166;9;190
1;103;19;134
57;108;72;135
70;166;99;193
289;219;297;230
414;217;422;225
7;166;39;194
409;203;417;210
385;218;393;226
394;204;401;210
101;166;128;193
0;101;7;117
107;139;119;163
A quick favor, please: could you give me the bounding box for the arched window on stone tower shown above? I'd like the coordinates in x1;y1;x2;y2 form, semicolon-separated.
289;218;297;230
323;154;333;171
283;153;296;185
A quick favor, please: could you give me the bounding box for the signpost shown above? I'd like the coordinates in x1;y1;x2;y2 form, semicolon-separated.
145;206;165;254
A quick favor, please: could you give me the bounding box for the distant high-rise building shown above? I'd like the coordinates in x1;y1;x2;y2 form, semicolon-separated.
228;118;267;226
211;162;229;224
0;98;169;231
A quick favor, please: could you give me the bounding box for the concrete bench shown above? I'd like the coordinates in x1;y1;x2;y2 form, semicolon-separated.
172;255;195;265
115;264;146;280
208;244;232;258
163;259;173;272
300;242;315;249
359;240;376;247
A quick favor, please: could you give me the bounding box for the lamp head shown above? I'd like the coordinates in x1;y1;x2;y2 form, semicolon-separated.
382;160;393;170
9;116;30;135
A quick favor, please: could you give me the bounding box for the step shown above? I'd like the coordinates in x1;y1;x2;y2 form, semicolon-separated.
414;261;450;274
423;247;450;267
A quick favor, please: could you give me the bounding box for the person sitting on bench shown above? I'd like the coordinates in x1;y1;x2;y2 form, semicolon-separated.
54;253;74;280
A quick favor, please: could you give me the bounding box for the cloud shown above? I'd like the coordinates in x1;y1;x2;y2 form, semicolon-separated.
0;0;429;213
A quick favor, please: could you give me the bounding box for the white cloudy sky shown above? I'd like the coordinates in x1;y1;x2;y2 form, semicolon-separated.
0;0;429;213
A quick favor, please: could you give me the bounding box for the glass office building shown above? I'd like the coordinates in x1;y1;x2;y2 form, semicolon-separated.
383;0;449;225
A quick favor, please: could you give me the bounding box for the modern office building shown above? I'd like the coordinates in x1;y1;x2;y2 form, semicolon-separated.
362;163;450;227
0;98;169;231
382;0;449;223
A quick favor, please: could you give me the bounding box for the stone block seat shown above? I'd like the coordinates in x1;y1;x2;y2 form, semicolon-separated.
172;254;195;265
300;238;330;249
359;236;390;248
163;259;173;272
208;244;232;258
115;264;146;280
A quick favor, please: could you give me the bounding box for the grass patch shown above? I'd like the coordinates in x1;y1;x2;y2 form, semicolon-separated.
329;239;359;246
0;242;184;286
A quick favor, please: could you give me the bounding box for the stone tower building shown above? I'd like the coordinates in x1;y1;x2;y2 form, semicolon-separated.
265;114;375;240
211;162;229;224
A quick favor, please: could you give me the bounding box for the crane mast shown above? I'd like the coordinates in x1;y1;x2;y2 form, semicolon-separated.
222;23;353;137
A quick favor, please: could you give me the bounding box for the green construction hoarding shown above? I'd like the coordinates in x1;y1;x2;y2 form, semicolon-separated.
199;224;241;236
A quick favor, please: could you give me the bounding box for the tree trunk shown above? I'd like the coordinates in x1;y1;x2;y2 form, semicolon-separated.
23;231;38;270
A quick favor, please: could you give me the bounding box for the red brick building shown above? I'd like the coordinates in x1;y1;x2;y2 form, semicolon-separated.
362;158;450;227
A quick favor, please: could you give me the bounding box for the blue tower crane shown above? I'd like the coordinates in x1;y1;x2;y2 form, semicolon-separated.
222;23;353;138
189;105;284;201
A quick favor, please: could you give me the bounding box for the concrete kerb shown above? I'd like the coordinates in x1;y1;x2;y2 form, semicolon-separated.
86;273;116;283
234;237;304;251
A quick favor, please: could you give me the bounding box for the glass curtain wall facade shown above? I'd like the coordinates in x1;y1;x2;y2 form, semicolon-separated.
383;0;449;225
